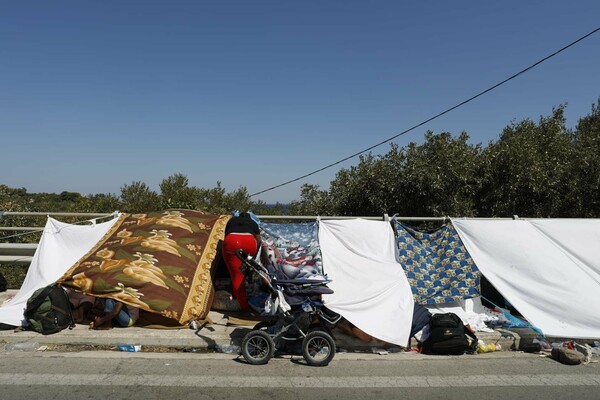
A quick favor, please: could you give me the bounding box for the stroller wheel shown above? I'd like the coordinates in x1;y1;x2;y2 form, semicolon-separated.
241;330;275;365
302;330;336;367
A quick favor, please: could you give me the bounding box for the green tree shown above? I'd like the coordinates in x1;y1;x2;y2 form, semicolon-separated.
159;173;200;210
196;182;257;214
119;181;160;213
323;131;482;217
327;151;403;216
568;98;600;217
395;131;482;217
288;184;333;216
79;193;121;214
477;106;573;217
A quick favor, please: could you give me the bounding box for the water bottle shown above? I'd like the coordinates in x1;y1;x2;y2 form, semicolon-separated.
218;344;240;354
5;342;39;352
117;344;141;352
189;320;201;330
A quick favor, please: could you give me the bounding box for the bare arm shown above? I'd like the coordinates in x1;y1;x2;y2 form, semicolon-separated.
90;302;123;330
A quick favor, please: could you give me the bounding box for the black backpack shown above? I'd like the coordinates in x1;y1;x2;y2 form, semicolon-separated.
421;312;477;355
24;284;75;335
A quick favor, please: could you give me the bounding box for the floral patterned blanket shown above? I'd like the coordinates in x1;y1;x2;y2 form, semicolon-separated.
58;210;229;326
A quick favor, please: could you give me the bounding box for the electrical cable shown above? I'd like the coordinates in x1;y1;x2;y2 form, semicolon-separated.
250;26;600;198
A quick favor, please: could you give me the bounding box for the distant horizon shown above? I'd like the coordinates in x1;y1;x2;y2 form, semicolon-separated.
0;183;295;207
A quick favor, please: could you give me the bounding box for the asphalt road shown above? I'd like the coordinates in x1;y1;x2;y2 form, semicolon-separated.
1;350;599;400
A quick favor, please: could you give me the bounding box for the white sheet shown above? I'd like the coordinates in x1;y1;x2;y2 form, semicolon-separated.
0;216;119;326
452;219;600;338
319;219;414;346
529;219;600;282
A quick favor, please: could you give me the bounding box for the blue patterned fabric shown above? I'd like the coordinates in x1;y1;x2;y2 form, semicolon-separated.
258;222;323;279
394;222;480;305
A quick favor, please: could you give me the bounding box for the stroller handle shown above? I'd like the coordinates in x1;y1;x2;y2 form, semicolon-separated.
235;248;269;276
235;249;252;261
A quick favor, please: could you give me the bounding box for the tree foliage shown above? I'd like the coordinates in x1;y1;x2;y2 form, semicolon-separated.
322;131;482;217
477;106;574;217
288;184;332;216
293;99;600;218
569;99;600;217
119;181;161;213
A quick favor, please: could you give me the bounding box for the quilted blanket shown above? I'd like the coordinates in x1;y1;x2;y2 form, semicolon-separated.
259;222;323;279
394;222;480;305
58;210;229;325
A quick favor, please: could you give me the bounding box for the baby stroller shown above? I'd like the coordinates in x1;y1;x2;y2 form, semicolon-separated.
235;249;341;366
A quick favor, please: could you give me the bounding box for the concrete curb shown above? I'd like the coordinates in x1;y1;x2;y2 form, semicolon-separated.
0;311;531;354
1;289;594;355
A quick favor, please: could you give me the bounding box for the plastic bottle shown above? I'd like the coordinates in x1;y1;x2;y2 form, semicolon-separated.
477;341;496;353
117;344;141;352
5;342;39;352
189;320;201;330
476;341;489;353
218;344;240;354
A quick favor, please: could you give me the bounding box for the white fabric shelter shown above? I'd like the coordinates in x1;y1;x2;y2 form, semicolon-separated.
0;216;119;327
452;219;600;338
319;219;414;346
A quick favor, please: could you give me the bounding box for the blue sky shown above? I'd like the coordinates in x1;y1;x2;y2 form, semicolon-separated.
2;1;599;204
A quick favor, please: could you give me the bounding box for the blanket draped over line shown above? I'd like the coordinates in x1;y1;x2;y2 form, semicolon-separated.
58;210;229;326
0;217;120;327
319;219;414;346
394;222;480;305
259;221;323;279
452;218;600;338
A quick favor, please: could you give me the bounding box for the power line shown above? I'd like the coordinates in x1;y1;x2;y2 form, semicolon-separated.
250;26;600;198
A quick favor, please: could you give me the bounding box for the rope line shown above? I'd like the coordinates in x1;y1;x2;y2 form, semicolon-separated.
250;26;600;197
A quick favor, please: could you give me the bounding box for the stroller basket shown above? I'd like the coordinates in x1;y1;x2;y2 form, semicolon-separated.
235;249;334;308
273;279;333;305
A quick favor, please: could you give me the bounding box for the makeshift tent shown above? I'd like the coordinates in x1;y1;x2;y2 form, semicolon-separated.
57;210;229;326
394;222;480;304
0;216;120;327
319;219;414;346
452;218;600;338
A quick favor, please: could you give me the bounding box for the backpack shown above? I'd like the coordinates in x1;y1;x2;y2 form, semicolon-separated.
24;284;75;335
421;312;477;355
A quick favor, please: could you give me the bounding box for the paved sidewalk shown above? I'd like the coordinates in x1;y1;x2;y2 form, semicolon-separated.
0;289;536;354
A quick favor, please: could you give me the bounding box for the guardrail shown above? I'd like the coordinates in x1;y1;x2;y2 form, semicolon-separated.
0;212;448;265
